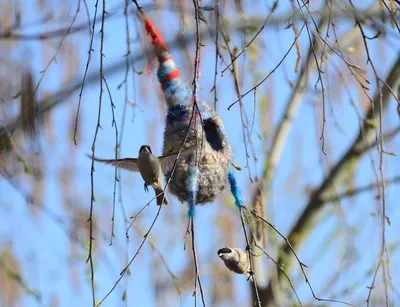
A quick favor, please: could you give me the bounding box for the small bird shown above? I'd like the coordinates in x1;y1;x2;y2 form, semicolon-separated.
89;145;196;205
218;247;251;277
137;145;168;205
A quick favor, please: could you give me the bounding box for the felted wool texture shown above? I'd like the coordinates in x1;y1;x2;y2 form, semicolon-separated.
163;100;232;204
156;53;192;108
141;12;233;205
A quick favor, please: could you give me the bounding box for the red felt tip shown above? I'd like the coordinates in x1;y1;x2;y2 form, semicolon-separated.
143;16;169;57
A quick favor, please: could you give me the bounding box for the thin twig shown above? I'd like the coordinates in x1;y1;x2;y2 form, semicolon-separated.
295;0;327;154
221;35;254;182
239;208;262;307
189;2;206;305
321;175;400;204
82;0;92;35
97;5;207;303
366;261;382;306
0;5;396;42
292;23;302;73
73;0;99;145
96;205;163;306
126;199;154;238
33;0;82;96
87;0;106;305
210;0;220;110
250;232;303;306
227;22;306;110
190;217;206;307
221;0;279;75
133;224;183;307
118;0;134;150
350;5;393;303
99;96;200;304
267;55;400;304
246;207;355;307
103;76;118;246
380;0;400;33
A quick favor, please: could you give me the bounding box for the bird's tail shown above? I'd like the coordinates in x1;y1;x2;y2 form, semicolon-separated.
155;187;169;205
136;8;192;109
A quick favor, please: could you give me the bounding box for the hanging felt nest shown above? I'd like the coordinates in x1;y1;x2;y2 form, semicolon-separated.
163;101;232;204
138;9;237;209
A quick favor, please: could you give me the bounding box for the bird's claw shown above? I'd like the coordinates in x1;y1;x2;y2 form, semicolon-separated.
144;183;149;193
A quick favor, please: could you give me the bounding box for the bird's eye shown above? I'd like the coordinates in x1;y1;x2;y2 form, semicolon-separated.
217;247;232;255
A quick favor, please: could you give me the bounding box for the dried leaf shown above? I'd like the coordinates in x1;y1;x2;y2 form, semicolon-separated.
364;118;377;128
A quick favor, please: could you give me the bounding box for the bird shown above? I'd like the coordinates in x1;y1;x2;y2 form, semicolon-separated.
217;247;251;277
137;145;168;205
88;145;196;205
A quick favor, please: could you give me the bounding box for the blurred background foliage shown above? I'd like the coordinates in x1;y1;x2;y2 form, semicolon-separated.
0;0;400;306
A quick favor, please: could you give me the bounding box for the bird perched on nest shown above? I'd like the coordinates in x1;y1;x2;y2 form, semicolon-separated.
89;145;195;205
135;6;235;213
218;247;251;278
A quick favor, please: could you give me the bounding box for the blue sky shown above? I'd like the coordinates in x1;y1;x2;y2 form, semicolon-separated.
1;0;400;306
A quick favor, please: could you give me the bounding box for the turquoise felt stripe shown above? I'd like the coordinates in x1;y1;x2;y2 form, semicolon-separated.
186;166;200;217
157;58;192;108
228;167;244;208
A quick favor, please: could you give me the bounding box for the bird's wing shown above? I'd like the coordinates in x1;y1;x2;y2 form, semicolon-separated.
87;154;139;172
158;146;196;174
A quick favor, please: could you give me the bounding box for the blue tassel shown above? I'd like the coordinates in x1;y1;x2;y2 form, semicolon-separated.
186;166;200;217
188;204;196;217
228;167;244;208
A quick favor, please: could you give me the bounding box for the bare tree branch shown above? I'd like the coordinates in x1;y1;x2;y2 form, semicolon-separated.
321;174;400;204
0;5;397;41
268;54;400;298
252;16;360;307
